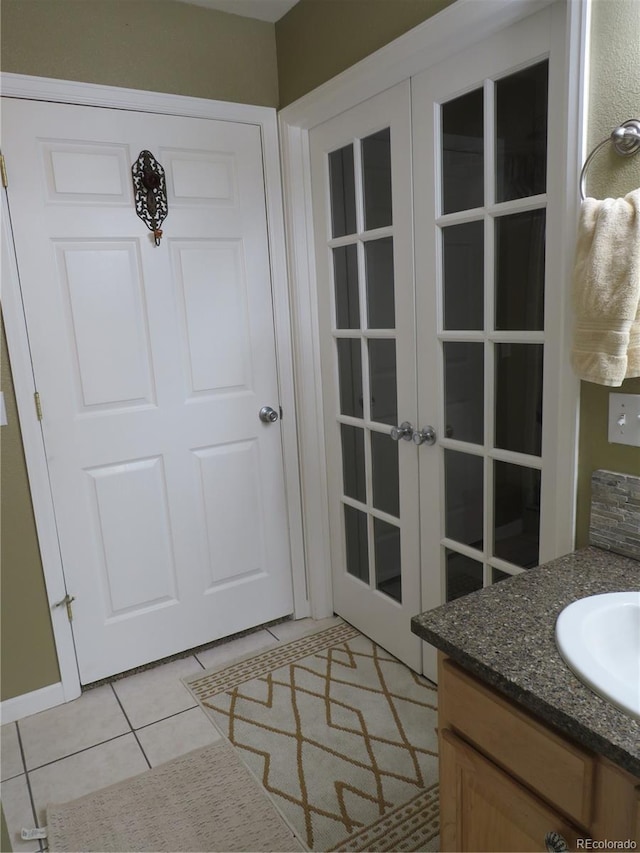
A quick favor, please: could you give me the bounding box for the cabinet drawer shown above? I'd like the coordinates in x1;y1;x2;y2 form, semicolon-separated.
439;657;595;827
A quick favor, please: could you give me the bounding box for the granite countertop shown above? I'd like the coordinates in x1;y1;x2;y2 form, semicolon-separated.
411;547;640;776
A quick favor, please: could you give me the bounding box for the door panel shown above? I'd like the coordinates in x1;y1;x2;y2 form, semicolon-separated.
310;82;421;671
3;98;293;682
414;8;555;680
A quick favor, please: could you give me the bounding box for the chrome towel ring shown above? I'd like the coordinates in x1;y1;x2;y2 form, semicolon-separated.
579;119;640;201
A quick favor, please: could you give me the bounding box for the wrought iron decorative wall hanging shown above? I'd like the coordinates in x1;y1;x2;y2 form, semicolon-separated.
131;150;168;246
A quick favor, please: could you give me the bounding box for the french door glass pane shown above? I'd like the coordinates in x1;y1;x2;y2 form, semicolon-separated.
495;344;543;456
341;424;366;503
445;549;483;602
328;124;403;608
337;339;363;417
329;145;357;237
434;54;550;603
374;517;402;602
442;221;484;330
495;210;546;331
344;504;369;583
496;61;549;202
365;238;395;329
441;88;484;214
333;245;360;329
494;461;541;568
369;339;397;426
371;430;399;517
444;342;484;444
444;450;484;550
362;128;392;230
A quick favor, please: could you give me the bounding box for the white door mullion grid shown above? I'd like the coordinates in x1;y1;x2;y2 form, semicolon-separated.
310;80;421;670
414;5;568;681
491;448;544;470
327;226;395;249
483;75;496;589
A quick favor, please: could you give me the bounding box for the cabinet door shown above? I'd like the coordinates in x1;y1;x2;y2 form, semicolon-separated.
440;729;583;852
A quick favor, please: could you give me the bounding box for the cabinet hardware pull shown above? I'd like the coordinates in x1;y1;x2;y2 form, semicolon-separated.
545;831;569;852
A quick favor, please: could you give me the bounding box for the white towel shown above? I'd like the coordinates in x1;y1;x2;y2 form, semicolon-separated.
570;187;640;386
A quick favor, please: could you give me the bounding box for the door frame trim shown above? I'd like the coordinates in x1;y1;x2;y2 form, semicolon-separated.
1;73;309;710
279;0;587;619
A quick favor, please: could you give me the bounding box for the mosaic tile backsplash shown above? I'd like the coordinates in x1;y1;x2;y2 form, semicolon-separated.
590;470;640;560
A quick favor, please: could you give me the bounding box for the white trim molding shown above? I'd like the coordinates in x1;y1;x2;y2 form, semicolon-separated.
1;73;277;124
0;682;66;725
1;72;309;714
279;0;586;620
279;0;554;131
2;190;83;707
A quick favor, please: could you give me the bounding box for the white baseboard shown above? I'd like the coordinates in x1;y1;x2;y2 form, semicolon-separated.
1;682;66;724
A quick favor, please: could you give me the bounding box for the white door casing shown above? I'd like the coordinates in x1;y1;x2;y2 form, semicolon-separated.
3;97;295;683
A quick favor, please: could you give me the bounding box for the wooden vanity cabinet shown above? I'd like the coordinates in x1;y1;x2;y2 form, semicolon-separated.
438;654;640;852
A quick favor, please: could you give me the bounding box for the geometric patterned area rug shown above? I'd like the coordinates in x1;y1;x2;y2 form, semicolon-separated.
184;622;439;852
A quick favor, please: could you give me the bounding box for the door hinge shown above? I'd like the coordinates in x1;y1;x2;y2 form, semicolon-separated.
279;405;283;421
34;391;43;421
0;154;7;188
54;593;76;622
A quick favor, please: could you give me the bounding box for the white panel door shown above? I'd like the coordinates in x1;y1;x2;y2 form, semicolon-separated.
3;98;293;682
309;82;421;670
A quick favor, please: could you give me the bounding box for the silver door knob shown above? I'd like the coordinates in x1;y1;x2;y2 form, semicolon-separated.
413;425;436;445
259;406;279;423
390;421;414;441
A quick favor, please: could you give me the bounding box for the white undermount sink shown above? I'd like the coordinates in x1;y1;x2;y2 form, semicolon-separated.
555;591;640;720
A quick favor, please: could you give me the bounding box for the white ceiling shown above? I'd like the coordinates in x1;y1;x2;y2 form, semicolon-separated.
175;0;300;23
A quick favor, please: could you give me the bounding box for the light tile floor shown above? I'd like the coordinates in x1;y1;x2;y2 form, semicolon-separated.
1;617;342;852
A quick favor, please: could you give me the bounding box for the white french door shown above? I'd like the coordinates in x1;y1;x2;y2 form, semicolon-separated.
3;98;294;683
310;5;573;679
310;82;422;670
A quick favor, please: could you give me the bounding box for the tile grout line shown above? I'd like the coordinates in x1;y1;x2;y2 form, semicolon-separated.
109;684;151;770
16;702;207;777
133;704;203;733
20;731;135;775
15;721;45;851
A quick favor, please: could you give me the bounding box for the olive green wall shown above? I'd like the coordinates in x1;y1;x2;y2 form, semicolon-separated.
275;0;455;107
1;319;61;700
1;0;278;106
574;0;640;548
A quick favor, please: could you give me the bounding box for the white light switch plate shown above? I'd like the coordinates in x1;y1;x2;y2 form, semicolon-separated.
608;393;640;447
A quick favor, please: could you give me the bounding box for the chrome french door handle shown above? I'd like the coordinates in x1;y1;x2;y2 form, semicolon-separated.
390;421;414;441
413;425;437;446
